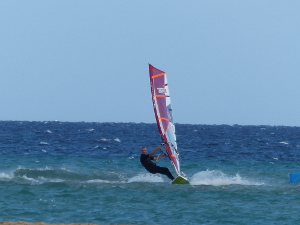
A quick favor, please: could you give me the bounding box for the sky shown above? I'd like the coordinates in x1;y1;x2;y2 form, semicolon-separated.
1;1;300;126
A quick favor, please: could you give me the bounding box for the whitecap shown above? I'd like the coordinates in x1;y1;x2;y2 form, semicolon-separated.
59;167;71;172
21;175;39;183
39;142;49;145
190;170;264;186
17;166;53;171
46;178;65;183
114;138;121;142
26;175;64;184
86;179;111;183
37;166;53;171
100;138;110;142
0;172;14;180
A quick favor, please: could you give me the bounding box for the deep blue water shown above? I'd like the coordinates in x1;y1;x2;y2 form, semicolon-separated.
1;121;300;224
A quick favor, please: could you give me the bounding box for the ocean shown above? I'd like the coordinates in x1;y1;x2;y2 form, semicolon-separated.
1;121;300;224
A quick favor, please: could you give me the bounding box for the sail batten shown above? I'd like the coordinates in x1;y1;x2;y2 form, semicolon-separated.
149;64;181;176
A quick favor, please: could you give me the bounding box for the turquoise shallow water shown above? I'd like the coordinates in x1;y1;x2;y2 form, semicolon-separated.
1;121;300;224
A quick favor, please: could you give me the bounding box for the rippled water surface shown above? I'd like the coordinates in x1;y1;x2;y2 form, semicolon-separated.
1;121;300;224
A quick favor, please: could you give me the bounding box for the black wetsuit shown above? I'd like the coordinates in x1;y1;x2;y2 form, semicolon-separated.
140;154;175;180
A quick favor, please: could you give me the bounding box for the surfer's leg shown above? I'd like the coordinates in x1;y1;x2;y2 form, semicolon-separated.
155;166;175;180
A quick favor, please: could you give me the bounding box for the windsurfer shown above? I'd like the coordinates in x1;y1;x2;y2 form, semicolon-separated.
140;145;175;180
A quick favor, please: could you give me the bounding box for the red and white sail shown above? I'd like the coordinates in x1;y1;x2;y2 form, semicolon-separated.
149;64;180;176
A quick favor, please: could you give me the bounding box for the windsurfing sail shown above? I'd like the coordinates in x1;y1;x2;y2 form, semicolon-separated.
148;64;181;176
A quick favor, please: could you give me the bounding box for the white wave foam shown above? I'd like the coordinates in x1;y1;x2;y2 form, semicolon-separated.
114;138;121;142
100;138;110;142
36;176;65;183
39;142;49;145
0;172;14;180
17;165;71;172
44;178;65;183
17;165;45;170
59;167;71;172
21;175;39;183
190;170;263;186
21;175;65;184
128;173;164;183
86;179;111;183
37;166;53;171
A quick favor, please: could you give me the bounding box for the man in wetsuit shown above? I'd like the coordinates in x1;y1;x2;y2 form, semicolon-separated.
140;145;175;180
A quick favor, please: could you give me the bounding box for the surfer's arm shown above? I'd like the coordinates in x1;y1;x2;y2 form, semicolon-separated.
149;145;161;157
154;153;167;161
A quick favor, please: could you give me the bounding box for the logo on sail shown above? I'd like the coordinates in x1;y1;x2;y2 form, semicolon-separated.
157;88;167;94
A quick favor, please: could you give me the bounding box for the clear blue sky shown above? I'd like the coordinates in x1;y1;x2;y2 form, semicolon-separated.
1;1;300;126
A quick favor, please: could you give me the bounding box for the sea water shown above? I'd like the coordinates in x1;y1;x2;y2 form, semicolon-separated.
1;121;300;224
